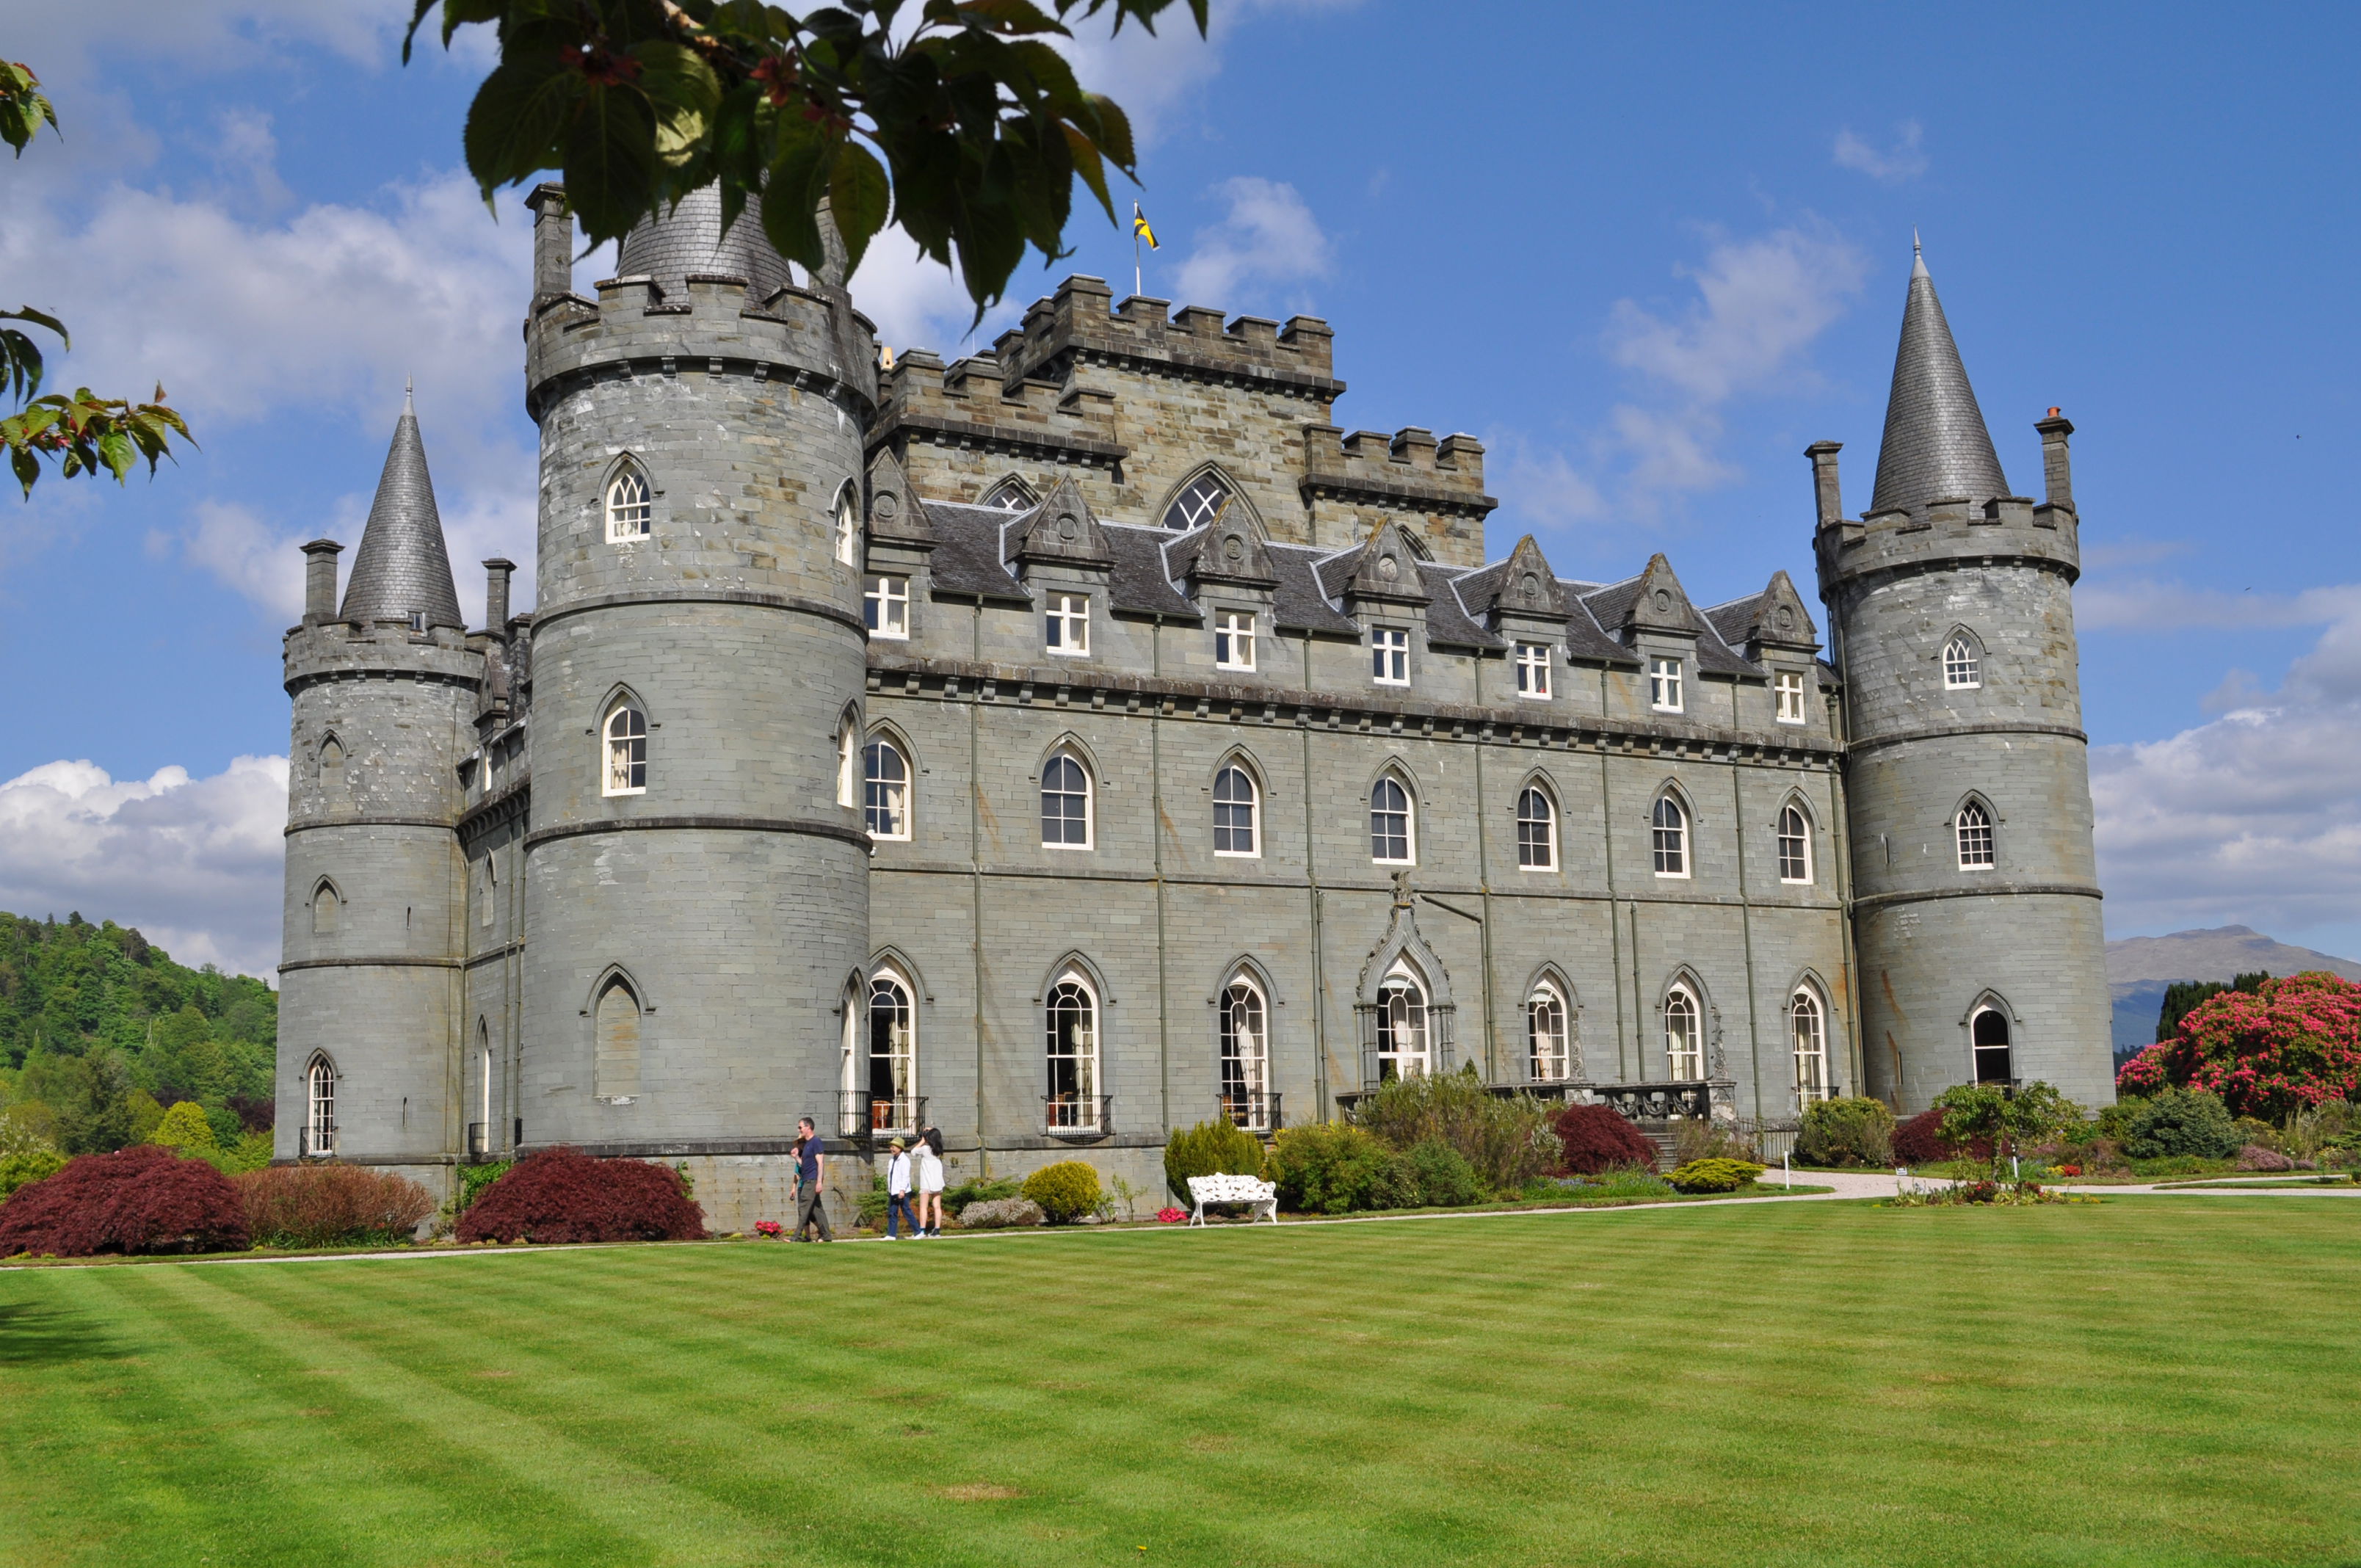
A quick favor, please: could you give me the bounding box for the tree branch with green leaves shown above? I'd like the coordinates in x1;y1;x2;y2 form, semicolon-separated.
410;0;1208;321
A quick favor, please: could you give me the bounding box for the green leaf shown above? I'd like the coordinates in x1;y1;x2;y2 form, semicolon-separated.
561;87;661;245
826;142;892;275
10;441;37;499
759;122;831;271
95;427;134;483
463;54;583;196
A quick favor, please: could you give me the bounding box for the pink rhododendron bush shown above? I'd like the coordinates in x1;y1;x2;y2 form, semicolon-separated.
2117;970;2361;1119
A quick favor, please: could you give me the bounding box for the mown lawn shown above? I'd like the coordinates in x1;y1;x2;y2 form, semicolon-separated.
1;1200;2355;1568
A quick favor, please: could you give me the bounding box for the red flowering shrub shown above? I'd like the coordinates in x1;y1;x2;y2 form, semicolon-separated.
0;1144;250;1257
236;1164;435;1248
1156;1206;1186;1224
1553;1104;1657;1174
1893;1108;1990;1164
2117;971;2361;1121
456;1147;706;1244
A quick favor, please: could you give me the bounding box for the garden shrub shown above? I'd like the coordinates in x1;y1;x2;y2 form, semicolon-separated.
1673;1118;1758;1165
1553;1103;1657;1174
2118;970;2361;1119
1794;1097;1894;1167
457;1160;512;1214
2235;1144;2296;1172
456;1147;706;1244
1893;1106;1983;1164
1163;1118;1266;1202
1265;1122;1415;1214
236;1164;436;1248
1667;1158;1766;1194
148;1100;219;1153
0;1144;250;1257
0;1148;68;1200
943;1175;1020;1213
1404;1138;1482;1206
1020;1161;1103;1224
1353;1065;1558;1193
1586;1166;1676;1199
2119;1088;2240;1161
956;1197;1044;1229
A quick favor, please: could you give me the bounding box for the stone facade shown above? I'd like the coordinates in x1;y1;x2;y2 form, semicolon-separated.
277;201;2113;1230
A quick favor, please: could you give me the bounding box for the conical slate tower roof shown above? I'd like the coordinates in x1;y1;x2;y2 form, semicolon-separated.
616;184;795;300
338;391;462;628
1868;242;2009;515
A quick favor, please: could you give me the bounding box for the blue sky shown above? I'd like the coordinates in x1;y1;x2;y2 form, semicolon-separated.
2;1;2357;976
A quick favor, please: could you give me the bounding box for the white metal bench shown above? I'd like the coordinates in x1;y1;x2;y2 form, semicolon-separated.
1186;1172;1279;1226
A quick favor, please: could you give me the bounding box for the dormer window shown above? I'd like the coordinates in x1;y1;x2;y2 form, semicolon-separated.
1045;593;1089;656
407;611;427;634
1649;656;1683;714
1214;610;1255;672
1514;642;1551;699
1371;628;1410;686
983;477;1037;511
1774;670;1807;724
605;463;651;541
1163;474;1230;531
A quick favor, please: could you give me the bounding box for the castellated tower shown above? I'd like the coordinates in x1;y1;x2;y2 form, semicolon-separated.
1813;244;2114;1110
515;186;875;1166
278;396;479;1170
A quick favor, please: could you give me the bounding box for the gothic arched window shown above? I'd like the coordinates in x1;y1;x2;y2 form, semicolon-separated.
311;880;340;936
1792;987;1827;1105
833;479;860;566
1665;984;1702;1080
1943;634;1982;689
1219;976;1271;1130
603;701;648;796
982;476;1036;511
1956;800;1995;869
863;738;910;841
606;462;651;541
1973;1006;2014;1084
1528;982;1570;1082
1652;794;1688;878
1042;751;1092;849
1777;803;1813;884
1370;775;1414;865
1162;473;1231;531
1214;764;1259;857
594;977;642;1101
1517;785;1557;871
868;968;917;1133
305;1055;336;1158
1045;973;1101;1131
1376;966;1431;1081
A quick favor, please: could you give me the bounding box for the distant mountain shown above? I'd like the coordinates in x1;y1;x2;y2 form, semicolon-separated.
2106;926;2361;1059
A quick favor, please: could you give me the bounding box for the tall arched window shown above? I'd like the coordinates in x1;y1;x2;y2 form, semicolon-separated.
1370;775;1414;865
1943;634;1981;689
594;977;642;1101
1791;987;1827;1106
1956;800;1995;869
833;479;860;565
473;1020;493;1158
1376;965;1430;1081
603;701;648;796
1042;751;1092;849
837;719;859;809
305;1055;336;1157
1652;794;1688;878
864;738;910;840
1162;473;1231;530
1528;983;1570;1081
606;462;651;541
1517;785;1557;871
1972;1006;2013;1084
1214;764;1259;857
319;736;348;807
1777;804;1813;884
1219;976;1271;1130
1045;973;1101;1130
868;970;917;1133
1665;984;1702;1080
311;880;340;936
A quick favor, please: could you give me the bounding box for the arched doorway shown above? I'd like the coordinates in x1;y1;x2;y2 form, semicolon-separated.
1971;1007;2013;1085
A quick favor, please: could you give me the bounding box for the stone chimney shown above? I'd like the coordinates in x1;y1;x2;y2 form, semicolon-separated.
302;540;342;624
482;557;515;637
2034;411;2075;513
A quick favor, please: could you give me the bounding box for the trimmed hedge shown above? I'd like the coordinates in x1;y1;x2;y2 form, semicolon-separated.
1794;1097;1894;1168
1667;1157;1766;1194
1553;1104;1657;1174
236;1163;436;1248
2120;1088;2240;1161
1164;1119;1266;1202
1020;1160;1103;1224
456;1147;707;1244
0;1144;250;1257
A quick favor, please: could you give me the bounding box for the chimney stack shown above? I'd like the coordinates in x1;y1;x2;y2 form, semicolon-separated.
2034;411;2075;513
1805;441;1845;526
482;557;515;637
302;540;343;624
526;184;572;304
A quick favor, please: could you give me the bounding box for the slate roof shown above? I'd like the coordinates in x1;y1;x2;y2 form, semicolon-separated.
339;397;463;629
614;184;796;301
1868;244;2010;515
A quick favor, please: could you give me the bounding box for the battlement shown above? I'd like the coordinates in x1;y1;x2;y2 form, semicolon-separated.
989;275;1341;399
283;616;487;697
1302;423;1493;515
1816;493;2081;589
873;345;1126;469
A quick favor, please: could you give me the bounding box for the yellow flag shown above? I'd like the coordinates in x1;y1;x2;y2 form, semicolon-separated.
1132;202;1159;250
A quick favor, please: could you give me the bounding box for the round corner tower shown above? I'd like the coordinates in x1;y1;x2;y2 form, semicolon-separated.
516;184;876;1166
1813;244;2114;1111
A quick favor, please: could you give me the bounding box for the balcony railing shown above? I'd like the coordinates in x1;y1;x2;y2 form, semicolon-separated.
839;1091;928;1147
1219;1091;1282;1134
298;1125;336;1159
1593;1081;1715;1122
1043;1095;1112;1137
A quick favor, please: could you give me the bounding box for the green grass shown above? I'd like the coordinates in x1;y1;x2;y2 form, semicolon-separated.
2;1202;2357;1568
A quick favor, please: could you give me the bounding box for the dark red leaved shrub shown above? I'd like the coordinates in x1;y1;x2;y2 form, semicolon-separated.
1553;1104;1658;1174
236;1164;436;1247
0;1144;250;1257
1893;1108;1991;1164
456;1147;706;1244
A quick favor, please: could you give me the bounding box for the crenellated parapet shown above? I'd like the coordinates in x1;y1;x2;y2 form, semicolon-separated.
1816;489;2081;594
871;345;1127;472
1302;423;1495;565
994;275;1340;398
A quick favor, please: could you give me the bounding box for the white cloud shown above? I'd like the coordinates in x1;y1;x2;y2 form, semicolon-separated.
850;235;1026;362
1172;177;1334;308
0;757;289;980
1833;121;1929;184
2077;578;2361;633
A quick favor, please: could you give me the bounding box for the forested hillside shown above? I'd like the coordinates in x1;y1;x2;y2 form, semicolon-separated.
0;912;276;1153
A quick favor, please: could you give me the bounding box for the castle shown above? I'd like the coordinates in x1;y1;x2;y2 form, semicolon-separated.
275;187;2113;1226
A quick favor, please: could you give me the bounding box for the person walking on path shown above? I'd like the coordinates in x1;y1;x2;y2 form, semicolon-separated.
915;1136;946;1236
884;1137;916;1240
792;1117;834;1242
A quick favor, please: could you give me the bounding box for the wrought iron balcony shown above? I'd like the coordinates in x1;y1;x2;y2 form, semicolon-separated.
1042;1095;1112;1138
1219;1092;1282;1134
839;1091;928;1147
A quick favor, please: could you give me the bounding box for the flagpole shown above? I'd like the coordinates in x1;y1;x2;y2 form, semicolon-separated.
1134;226;1142;298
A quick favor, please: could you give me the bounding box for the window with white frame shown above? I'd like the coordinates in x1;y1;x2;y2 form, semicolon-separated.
1041;751;1092;849
1376;966;1430;1081
1162;473;1231;531
1214;764;1259;857
605;463;650;541
982;476;1036;511
1214;609;1255;672
833;481;860;565
305;1056;336;1156
1045;973;1100;1130
863;738;910;840
1792;987;1827;1106
603;702;648;796
1514;641;1552;699
1956;800;1995;869
864;574;909;639
1777;804;1813;884
1665;985;1703;1080
1371;627;1410;686
1045;592;1090;656
1649;656;1684;713
1774;669;1807;724
1528;983;1570;1081
1943;634;1981;689
867;970;918;1133
1219;976;1271;1129
1516;785;1556;871
1370;776;1414;864
837;720;859;809
1652;794;1688;877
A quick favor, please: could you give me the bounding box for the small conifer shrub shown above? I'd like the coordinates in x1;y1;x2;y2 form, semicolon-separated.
1667;1157;1766;1194
456;1147;706;1244
1552;1103;1657;1174
0;1144;250;1256
1020;1160;1103;1224
148;1100;220;1153
1163;1118;1265;1202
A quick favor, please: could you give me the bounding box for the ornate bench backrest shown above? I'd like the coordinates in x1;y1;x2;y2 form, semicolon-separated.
1188;1173;1269;1202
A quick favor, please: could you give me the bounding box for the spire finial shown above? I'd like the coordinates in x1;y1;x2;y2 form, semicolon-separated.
1911;228;1927;279
404;374;414;413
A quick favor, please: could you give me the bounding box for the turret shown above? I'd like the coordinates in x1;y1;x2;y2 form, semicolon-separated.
1813;241;2113;1110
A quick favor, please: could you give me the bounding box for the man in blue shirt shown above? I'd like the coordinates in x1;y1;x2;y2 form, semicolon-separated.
792;1116;834;1242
